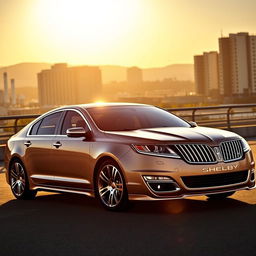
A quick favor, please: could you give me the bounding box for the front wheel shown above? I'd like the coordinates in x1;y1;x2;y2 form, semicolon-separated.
9;160;37;200
95;160;129;211
206;191;235;200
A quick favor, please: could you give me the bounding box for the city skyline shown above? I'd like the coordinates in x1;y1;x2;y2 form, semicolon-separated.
194;32;256;97
1;0;256;68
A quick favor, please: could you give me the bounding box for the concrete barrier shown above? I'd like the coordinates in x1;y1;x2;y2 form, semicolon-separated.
231;126;256;138
0;144;5;162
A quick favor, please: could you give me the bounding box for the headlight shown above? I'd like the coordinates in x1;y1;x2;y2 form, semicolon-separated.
240;138;250;152
132;144;180;158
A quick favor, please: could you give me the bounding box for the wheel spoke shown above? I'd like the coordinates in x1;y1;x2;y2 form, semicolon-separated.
108;192;114;206
113;190;118;204
112;167;118;180
116;183;123;191
17;183;21;195
11;180;18;190
99;172;109;183
99;186;109;197
14;162;20;175
10;169;18;179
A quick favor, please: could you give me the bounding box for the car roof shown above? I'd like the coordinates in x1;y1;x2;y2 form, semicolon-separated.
54;102;151;111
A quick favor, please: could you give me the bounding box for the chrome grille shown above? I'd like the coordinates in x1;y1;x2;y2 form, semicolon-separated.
174;140;244;164
220;140;244;162
174;144;217;164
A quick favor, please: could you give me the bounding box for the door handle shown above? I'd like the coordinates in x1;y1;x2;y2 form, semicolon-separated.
24;141;32;147
53;141;62;148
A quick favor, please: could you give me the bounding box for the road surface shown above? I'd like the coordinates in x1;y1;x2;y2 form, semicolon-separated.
0;140;256;256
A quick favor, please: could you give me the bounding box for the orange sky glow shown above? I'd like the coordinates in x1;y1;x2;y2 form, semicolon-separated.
0;0;256;67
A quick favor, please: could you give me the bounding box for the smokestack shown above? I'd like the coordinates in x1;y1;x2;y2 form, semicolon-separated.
11;79;16;106
3;72;9;105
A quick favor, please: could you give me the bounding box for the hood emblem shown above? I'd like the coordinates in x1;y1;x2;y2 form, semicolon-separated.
213;147;223;162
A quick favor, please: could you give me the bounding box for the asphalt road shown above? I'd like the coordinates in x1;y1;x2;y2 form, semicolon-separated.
0;140;256;256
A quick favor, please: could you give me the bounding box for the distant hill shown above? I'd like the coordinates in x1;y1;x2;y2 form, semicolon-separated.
100;64;194;83
0;63;194;90
143;64;194;81
0;63;51;89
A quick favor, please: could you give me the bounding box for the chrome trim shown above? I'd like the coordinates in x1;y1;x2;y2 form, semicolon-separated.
219;140;244;163
31;174;90;184
174;140;244;164
33;186;93;197
180;170;250;191
142;176;181;194
128;184;255;201
26;108;92;137
175;144;218;164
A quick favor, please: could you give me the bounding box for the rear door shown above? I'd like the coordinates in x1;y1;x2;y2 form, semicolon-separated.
24;111;64;186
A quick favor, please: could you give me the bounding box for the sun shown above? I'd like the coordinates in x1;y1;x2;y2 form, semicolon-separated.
34;0;141;59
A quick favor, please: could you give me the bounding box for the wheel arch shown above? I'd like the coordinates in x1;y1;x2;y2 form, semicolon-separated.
93;155;127;190
6;155;25;185
8;155;25;171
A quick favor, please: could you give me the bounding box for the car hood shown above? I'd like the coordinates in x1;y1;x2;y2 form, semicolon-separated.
104;127;240;144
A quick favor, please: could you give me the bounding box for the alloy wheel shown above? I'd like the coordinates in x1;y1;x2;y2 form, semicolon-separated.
97;164;124;208
10;162;26;197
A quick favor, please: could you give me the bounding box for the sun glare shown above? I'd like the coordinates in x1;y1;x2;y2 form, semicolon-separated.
35;0;141;59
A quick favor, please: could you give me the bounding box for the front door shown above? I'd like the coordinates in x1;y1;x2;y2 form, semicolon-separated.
51;110;91;191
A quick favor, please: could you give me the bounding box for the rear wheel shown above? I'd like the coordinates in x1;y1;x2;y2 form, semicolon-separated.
206;191;235;200
95;160;128;211
9;160;37;200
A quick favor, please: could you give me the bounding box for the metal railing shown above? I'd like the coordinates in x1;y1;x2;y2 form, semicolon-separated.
0;104;255;144
167;103;256;130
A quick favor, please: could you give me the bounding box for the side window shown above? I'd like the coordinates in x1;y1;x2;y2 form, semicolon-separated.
61;111;87;135
37;112;62;135
29;120;42;135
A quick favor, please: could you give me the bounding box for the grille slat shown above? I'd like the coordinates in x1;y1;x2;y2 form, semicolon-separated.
174;139;244;164
175;145;192;162
195;145;206;162
182;170;248;188
174;144;217;164
220;140;243;162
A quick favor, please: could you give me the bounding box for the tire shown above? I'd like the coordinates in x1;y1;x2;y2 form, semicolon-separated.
206;191;235;200
9;160;37;200
95;159;129;211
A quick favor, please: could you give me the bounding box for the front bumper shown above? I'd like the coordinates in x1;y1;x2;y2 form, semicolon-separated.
120;149;255;201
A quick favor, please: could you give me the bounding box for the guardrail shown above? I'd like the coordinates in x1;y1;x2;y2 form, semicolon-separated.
167;103;256;130
0;104;255;144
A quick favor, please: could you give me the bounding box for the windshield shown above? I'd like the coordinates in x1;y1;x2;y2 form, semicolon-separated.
87;106;190;131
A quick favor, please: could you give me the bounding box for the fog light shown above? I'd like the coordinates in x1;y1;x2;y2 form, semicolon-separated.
143;176;171;181
143;175;180;193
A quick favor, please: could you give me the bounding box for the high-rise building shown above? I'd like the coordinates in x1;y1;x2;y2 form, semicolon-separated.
194;52;219;96
218;37;232;96
3;72;9;105
10;78;16;106
127;67;143;86
249;35;256;94
219;32;256;96
38;63;102;107
194;55;205;95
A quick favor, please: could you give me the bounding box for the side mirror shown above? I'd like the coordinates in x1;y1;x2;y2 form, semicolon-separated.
189;121;198;127
66;127;91;138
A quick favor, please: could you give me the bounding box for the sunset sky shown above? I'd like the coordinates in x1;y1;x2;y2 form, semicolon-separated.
0;0;256;68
